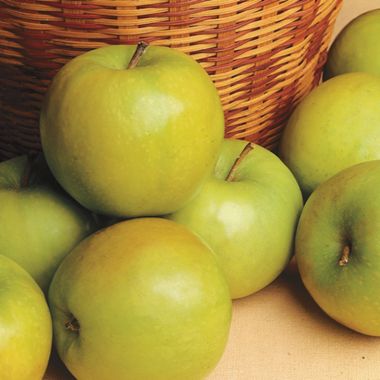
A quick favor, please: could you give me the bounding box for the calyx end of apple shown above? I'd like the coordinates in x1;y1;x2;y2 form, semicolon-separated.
225;142;255;182
65;316;80;334
338;244;351;266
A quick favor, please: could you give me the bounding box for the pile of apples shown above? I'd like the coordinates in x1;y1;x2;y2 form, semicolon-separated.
0;9;380;380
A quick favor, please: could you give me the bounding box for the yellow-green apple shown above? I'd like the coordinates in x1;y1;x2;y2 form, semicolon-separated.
167;139;303;299
0;155;96;292
279;72;380;197
325;9;380;79
48;218;231;380
0;255;52;379
40;43;224;218
296;160;380;336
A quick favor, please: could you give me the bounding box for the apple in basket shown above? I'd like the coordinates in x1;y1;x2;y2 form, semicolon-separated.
325;9;380;78
48;218;231;380
279;72;380;197
296;160;380;336
0;255;52;379
40;42;224;218
0;155;96;292
167;139;303;299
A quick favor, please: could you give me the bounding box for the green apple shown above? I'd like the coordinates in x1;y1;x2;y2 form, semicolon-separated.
49;218;231;380
0;155;96;292
296;160;380;336
40;43;224;218
325;9;380;79
279;72;380;197
0;255;52;379
167;139;303;299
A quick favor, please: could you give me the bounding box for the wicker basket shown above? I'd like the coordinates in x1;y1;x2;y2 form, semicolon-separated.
0;0;342;160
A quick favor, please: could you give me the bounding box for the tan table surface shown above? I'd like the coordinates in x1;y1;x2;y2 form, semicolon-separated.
44;1;380;379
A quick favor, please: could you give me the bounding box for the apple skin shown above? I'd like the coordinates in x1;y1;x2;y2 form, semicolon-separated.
296;160;380;336
0;155;96;292
167;139;303;299
40;44;224;218
0;255;52;379
325;9;380;79
48;218;232;380
279;72;380;197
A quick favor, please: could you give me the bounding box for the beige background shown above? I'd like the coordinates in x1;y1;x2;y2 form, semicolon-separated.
45;1;380;379
333;0;380;38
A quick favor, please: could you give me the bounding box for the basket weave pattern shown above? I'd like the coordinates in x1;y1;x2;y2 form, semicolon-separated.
0;0;342;160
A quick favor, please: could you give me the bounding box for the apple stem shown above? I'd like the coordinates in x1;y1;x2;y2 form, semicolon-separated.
65;317;80;333
339;244;350;266
20;155;36;188
127;41;149;69
225;142;255;181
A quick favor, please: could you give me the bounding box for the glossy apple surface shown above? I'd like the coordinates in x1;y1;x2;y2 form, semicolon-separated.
0;155;96;292
49;218;231;380
279;72;380;197
325;9;380;78
168;139;303;299
296;160;380;336
0;255;52;379
40;44;224;217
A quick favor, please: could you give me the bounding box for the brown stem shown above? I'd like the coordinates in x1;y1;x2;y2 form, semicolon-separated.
338;244;350;266
65;317;80;333
20;155;36;188
226;142;255;181
127;41;149;69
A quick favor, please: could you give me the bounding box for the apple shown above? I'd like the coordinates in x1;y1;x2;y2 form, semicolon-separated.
279;72;380;197
40;43;224;218
48;218;232;380
325;9;380;79
296;160;380;336
0;155;96;292
167;139;303;299
0;255;52;379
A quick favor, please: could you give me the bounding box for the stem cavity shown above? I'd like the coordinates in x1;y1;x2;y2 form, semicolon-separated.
226;142;255;182
127;41;149;69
